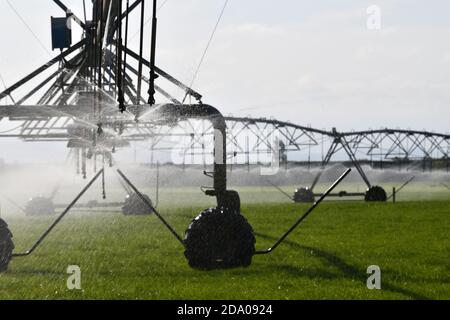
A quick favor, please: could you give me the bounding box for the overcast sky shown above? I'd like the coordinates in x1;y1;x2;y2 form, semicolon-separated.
0;0;449;162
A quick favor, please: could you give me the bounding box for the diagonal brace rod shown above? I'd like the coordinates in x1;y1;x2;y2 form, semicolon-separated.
0;41;84;101
255;168;351;255
12;169;104;258
340;137;372;188
265;179;294;202
122;45;203;102
116;169;184;245
440;183;450;191
387;176;415;200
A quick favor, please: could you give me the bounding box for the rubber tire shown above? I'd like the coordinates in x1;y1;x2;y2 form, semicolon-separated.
365;186;387;202
25;197;55;216
122;193;153;216
0;219;14;272
293;187;315;203
184;207;255;270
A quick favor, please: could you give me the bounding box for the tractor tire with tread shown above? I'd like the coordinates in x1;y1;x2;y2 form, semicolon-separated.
293;187;315;203
365;186;387;202
0;219;14;272
122;193;153;216
184;207;255;270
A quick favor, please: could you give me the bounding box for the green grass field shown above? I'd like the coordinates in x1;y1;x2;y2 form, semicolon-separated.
0;196;448;300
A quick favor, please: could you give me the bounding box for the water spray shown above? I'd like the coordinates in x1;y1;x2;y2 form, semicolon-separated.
0;0;447;275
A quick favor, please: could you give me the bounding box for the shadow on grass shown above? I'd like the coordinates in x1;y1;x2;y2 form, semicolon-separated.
7;266;63;277
255;232;430;300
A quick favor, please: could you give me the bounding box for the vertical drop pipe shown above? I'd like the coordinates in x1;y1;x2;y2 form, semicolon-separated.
148;0;158;105
116;0;125;112
136;0;145;104
122;0;130;101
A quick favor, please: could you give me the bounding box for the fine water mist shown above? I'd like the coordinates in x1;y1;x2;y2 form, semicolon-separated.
1;160;449;218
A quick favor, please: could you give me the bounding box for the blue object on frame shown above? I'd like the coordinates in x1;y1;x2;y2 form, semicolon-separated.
51;17;72;50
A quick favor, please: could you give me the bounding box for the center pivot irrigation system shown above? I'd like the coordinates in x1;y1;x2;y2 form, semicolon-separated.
0;0;355;271
0;1;448;271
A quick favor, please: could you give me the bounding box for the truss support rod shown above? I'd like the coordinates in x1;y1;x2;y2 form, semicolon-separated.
255;169;351;255
340;136;371;188
37;60;79;105
122;46;203;102
124;62;181;104
16;70;60;105
12;169;103;258
0;41;84;101
310;141;339;191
